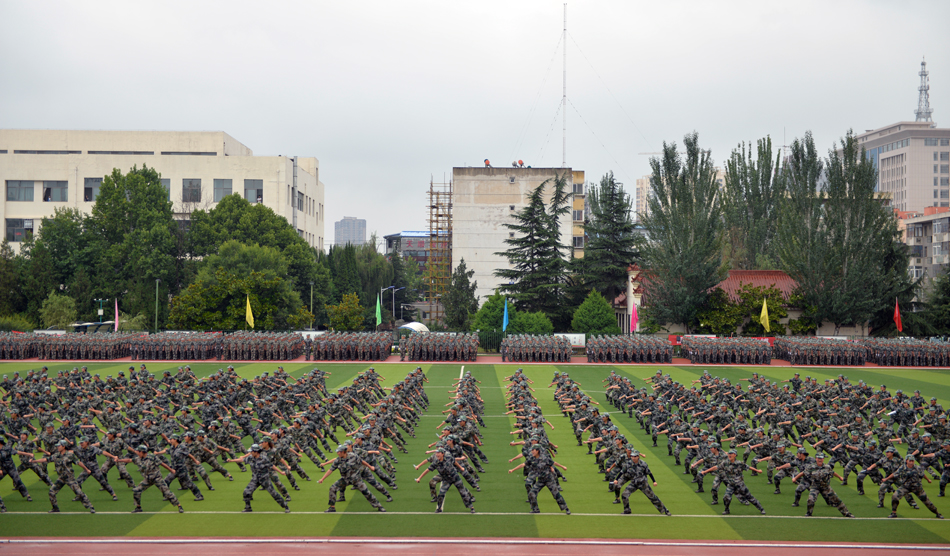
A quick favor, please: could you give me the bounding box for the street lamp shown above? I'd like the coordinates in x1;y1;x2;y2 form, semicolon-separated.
154;279;161;332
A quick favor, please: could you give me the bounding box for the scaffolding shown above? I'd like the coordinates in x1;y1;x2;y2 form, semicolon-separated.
425;177;452;325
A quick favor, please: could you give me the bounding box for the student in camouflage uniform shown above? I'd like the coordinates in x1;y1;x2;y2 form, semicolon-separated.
36;440;95;513
161;435;204;501
885;456;943;518
612;448;669;515
702;450;766;515
73;436;118;501
228;443;290;513
419;448;477;513
122;445;184;513
318;444;386;513
791;452;854;517
0;436;32;501
14;430;50;486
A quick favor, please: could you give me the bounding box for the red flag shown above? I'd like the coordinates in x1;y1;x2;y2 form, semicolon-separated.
894;298;903;333
631;303;639;333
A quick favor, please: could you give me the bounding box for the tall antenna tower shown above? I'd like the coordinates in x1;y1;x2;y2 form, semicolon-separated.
916;57;934;123
561;3;567;168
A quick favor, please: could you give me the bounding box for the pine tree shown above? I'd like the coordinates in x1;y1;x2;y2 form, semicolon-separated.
444;258;478;331
580;171;638;302
571;289;620;335
638;132;723;332
494;172;571;328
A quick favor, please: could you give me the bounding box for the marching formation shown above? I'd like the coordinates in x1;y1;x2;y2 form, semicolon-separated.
501;335;572;363
400;333;478;362
0;363;429;514
306;332;392;361
681;337;772;365
859;338;950;367
608;368;946;518
774;337;867;366
586;335;673;364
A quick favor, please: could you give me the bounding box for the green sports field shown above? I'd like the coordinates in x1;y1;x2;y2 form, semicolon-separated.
2;361;950;543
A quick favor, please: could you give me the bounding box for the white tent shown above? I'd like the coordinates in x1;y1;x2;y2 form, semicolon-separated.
399;322;430;333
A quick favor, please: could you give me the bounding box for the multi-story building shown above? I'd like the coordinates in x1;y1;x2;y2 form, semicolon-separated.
383;230;430;267
452;166;584;303
857;122;950;212
0;130;325;252
635;174;651;221
334;216;366;247
902;206;950;286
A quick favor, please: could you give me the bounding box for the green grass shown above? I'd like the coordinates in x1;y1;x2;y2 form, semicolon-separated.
1;361;950;542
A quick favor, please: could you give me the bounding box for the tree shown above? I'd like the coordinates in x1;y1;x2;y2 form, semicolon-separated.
580;172;639;302
869;240;930;337
735;283;788;336
17;236;57;317
928;269;950;335
777;131;903;335
696;288;745;335
722;137;784;270
188;194;319;302
0;241;18;317
356;235;394;326
638;132;723;332
509;311;554;334
494;172;571;327
571;289;621;335
444;258;478;331
327;244;361;302
168;241;311;330
326;293;365;331
40;291;77;330
88;165;179;327
471;291;517;332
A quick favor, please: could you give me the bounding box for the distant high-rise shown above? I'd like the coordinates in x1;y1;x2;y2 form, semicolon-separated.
335;216;366;246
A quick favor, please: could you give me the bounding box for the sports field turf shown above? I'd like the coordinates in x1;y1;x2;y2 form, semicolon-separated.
2;361;950;543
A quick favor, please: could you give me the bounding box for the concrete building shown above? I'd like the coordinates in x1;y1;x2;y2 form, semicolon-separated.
384;230;430;267
902;206;950;287
856;121;950;212
334;216;366;246
1;130;325;252
452;166;584;303
635;175;651;221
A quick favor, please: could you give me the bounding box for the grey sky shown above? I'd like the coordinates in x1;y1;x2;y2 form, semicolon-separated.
2;0;948;248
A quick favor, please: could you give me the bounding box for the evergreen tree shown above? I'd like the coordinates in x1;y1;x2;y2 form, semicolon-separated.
471;291;517;332
580;172;639;302
444;258;478;331
494;172;571;328
637;132;723;332
722;137;784;269
571;289;621;335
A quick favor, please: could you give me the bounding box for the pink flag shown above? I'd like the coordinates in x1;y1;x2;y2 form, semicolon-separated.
631;303;639;333
114;298;119;332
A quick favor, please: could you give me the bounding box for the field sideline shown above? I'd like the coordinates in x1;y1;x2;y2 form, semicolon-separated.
1;361;950;544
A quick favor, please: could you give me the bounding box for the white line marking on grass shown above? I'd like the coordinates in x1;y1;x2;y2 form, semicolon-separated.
2;510;940;521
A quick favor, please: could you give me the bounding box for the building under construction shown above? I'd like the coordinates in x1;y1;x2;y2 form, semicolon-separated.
424;177;452;325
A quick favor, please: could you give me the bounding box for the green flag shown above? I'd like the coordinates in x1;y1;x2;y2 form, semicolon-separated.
759;298;769;333
376;293;382;327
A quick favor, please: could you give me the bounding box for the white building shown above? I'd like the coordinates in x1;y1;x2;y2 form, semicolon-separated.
452;166;583;303
334;216;366;246
1;130;325;252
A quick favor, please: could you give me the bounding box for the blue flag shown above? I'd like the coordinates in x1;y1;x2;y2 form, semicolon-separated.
502;298;509;332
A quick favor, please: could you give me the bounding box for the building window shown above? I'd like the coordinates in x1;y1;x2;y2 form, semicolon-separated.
943;139;950;146
87;151;154;155
573;236;585;248
573;210;584;221
297;192;304;211
926;139;939;146
942;165;949;174
42;181;67;202
161;151;216;156
573;183;584;194
5;219;34;242
84;178;102;202
941;190;949;199
943;178;950;186
6;180;34;202
942;152;950;161
213;179;232;202
935;190;939;199
160;179;170;201
244;179;263;203
182;179;202;203
13;150;80;155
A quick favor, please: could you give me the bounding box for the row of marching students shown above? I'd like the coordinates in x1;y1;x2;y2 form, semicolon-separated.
313;367;431;513
504;368;571;515
550;370;671;516
411;369;487;513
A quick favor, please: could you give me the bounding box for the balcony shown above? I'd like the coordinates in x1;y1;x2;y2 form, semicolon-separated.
933;255;949;265
934;233;949;243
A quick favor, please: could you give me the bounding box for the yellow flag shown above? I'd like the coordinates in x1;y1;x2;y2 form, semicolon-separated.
759;298;770;333
246;294;255;329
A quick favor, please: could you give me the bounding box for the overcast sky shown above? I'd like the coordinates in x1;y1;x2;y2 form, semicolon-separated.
2;0;948;247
